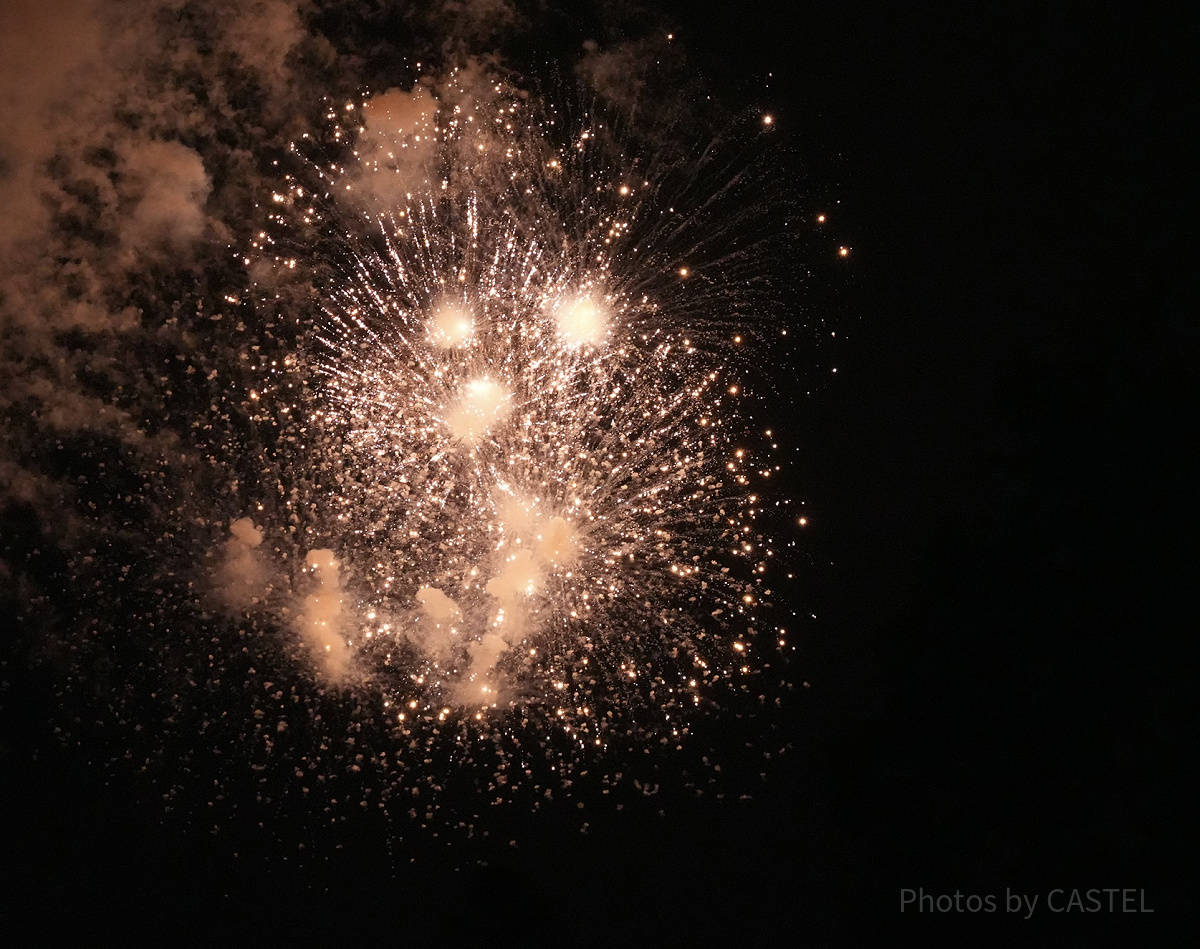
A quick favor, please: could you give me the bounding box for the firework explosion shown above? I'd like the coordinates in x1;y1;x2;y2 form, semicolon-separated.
2;7;807;859
235;77;782;730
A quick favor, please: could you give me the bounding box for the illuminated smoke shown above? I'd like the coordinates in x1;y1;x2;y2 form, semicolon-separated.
217;517;270;610
414;585;463;657
302;549;351;681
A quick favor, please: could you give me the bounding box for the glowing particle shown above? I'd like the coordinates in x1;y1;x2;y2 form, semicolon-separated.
552;294;609;348
428;301;475;348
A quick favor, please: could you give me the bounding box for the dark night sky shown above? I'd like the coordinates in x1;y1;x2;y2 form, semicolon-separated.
1;1;1195;943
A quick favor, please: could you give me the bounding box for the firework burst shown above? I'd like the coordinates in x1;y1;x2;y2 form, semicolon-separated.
235;74;788;748
16;71;803;856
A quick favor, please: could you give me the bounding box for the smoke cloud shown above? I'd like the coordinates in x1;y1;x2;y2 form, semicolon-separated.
217;517;270;610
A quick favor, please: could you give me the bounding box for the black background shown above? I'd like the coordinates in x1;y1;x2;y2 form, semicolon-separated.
2;1;1195;943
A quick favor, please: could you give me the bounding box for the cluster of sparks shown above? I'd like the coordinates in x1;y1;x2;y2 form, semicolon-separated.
235;75;789;765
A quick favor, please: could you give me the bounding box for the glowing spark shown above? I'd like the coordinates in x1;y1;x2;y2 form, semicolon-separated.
428;300;475;348
552;294;610;348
